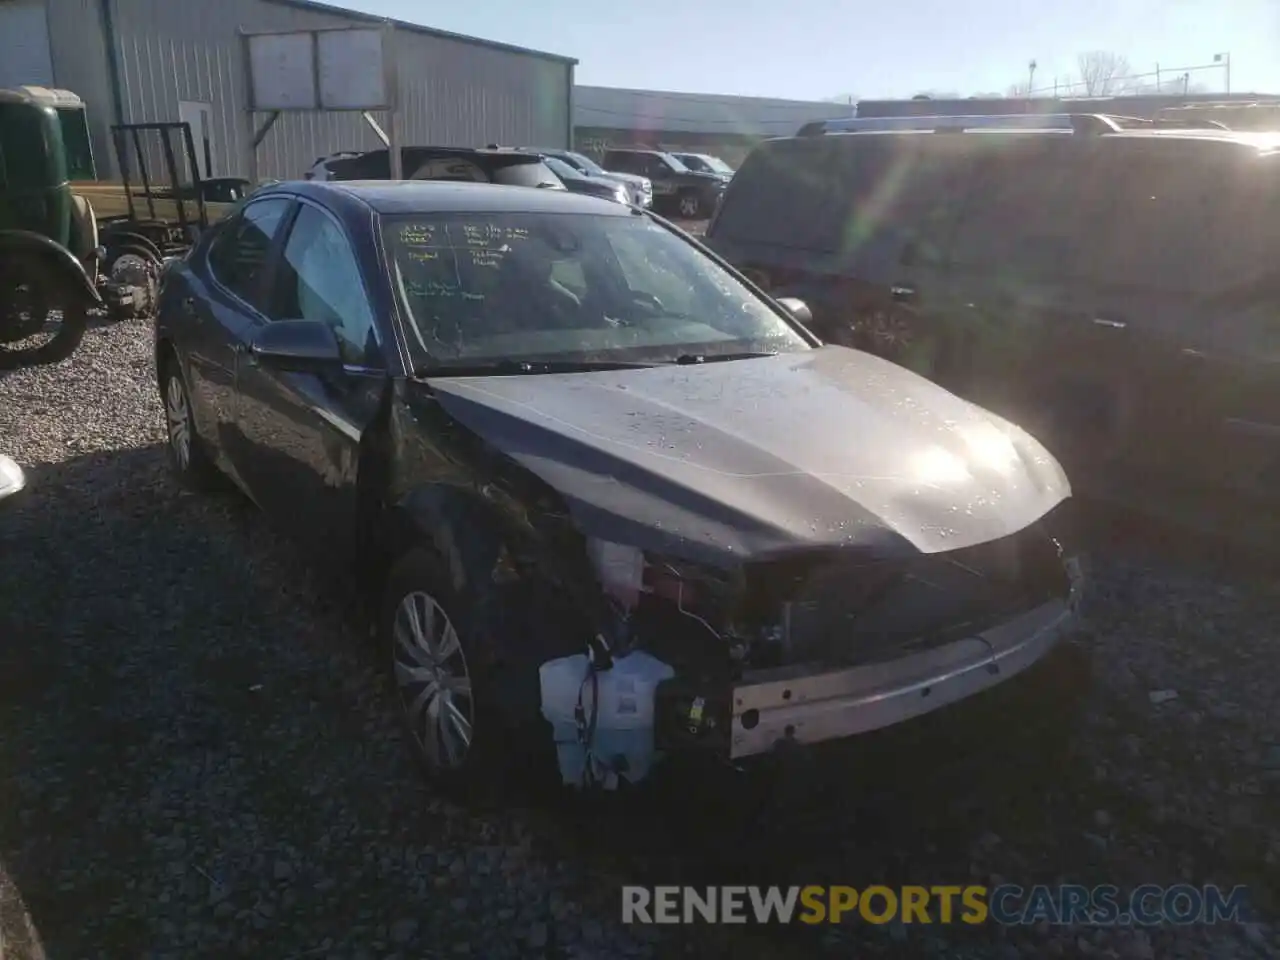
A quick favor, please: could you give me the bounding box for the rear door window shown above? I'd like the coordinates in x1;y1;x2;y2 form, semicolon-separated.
1079;140;1226;293
826;134;974;276
713;134;970;272
1213;152;1280;292
1080;140;1269;293
711;137;849;254
949;136;1094;283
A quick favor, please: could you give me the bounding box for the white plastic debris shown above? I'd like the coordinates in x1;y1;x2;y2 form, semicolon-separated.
1148;689;1178;705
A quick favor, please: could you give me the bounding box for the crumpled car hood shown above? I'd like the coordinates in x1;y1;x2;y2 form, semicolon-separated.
425;347;1071;567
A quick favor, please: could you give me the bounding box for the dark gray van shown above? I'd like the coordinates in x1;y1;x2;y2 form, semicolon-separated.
706;125;1280;523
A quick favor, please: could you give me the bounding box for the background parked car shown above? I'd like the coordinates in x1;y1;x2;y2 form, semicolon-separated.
705;118;1280;524
530;154;631;204
305;147;565;190
670;152;735;180
526;147;653;207
602;148;726;219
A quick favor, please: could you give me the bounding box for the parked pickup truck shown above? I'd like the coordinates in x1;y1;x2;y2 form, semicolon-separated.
602;147;726;219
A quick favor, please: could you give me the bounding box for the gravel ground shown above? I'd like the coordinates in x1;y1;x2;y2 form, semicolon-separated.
0;318;1277;960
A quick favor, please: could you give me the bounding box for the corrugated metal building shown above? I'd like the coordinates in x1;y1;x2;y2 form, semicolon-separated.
574;85;855;166
0;0;575;181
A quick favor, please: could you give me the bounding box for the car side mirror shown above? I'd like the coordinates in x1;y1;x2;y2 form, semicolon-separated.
775;296;812;326
250;319;342;371
0;455;28;510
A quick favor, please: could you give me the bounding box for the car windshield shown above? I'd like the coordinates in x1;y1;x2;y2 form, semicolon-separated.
543;156;584;182
700;155;734;174
564;151;607;176
383;211;810;369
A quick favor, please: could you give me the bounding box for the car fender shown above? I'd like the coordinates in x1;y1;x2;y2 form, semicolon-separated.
0;230;103;304
383;484;534;662
385;479;605;660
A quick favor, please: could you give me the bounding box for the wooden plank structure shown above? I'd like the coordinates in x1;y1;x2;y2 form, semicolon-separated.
71;181;238;224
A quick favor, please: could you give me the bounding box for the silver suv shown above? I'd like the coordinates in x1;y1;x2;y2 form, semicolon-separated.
526;147;653;208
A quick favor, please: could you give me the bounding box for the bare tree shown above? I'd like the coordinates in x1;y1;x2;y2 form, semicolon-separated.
1006;81;1033;98
1076;51;1135;96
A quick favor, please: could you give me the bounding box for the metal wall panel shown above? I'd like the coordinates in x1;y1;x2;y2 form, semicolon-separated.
69;0;571;182
0;0;56;88
43;0;114;177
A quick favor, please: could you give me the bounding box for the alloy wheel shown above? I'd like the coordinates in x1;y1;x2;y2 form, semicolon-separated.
679;194;700;218
392;590;475;771
164;373;192;470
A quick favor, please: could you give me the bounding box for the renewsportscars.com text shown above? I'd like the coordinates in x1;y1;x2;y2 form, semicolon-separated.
621;884;1251;926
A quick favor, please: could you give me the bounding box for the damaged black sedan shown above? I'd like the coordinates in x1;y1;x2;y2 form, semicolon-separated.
154;180;1085;795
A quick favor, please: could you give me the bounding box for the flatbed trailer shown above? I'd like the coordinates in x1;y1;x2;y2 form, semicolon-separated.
1;86;247;365
71;182;239;228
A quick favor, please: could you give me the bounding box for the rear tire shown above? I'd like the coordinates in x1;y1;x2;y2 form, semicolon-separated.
0;257;90;368
159;353;222;491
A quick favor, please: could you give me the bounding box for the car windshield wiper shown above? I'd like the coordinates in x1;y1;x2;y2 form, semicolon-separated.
670;351;778;365
413;358;657;378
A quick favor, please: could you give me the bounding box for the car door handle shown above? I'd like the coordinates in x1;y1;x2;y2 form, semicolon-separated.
1092;317;1126;329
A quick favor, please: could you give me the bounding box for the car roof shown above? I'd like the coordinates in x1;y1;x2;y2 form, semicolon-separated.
332;145;543;162
1104;127;1280;151
763;126;1280;161
281;179;636;216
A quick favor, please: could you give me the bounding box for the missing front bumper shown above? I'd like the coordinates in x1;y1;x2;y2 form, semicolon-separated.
728;598;1076;759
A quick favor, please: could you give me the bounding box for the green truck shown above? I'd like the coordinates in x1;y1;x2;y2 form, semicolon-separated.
0;85;246;366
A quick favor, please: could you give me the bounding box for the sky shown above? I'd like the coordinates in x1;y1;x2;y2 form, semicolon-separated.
341;0;1279;102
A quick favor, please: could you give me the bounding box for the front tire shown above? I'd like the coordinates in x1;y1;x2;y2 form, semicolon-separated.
0;257;90;368
677;190;702;219
160;354;221;491
382;548;498;797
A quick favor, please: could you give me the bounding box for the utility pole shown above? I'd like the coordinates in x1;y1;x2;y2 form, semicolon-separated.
1214;52;1231;93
